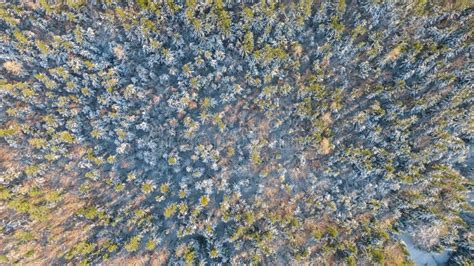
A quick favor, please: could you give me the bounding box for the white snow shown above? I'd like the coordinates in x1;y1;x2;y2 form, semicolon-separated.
400;234;451;266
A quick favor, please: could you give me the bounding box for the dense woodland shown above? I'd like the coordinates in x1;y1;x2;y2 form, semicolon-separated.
0;0;472;265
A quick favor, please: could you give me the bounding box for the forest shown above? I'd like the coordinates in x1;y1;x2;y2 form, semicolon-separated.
0;0;472;265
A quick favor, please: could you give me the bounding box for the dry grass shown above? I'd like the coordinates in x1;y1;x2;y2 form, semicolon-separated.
292;43;303;57
0;145;19;170
150;250;170;266
384;243;413;266
113;45;125;59
20;0;41;8
104;254;150;266
2;191;89;265
34;193;88;254
322;112;332;125
387;45;402;61
320;137;331;155
3;61;23;75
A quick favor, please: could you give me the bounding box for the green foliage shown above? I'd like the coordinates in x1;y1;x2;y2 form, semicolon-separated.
166;0;181;14
0;127;17;137
35;39;49;54
244;212;255;225
371;248;385;264
184;248;196;265
14;30;28;44
214;0;231;33
24;249;35;258
75;241;96;256
243;31;254;54
145;239;156;250
243;6;253;21
28;138;47;149
125;236;141;252
137;0;151;9
255;44;288;63
209;248;219;258
337;0;346;13
330;16;345;33
141;182;154;194
14;230;34;242
313;229;323;240
167;156;177;165
414;0;428;15
78;206;99;220
251;149;262;165
66;241;96;260
0;8;18;26
0;186;10;200
200;195;210;206
0;255;8;263
164;203;177;218
114;183;124;192
160;183;170;194
57;131;75;143
8;198;30;213
107;243;118;253
346;256;356;266
326;226;338;238
24;164;41;177
66;0;86;9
